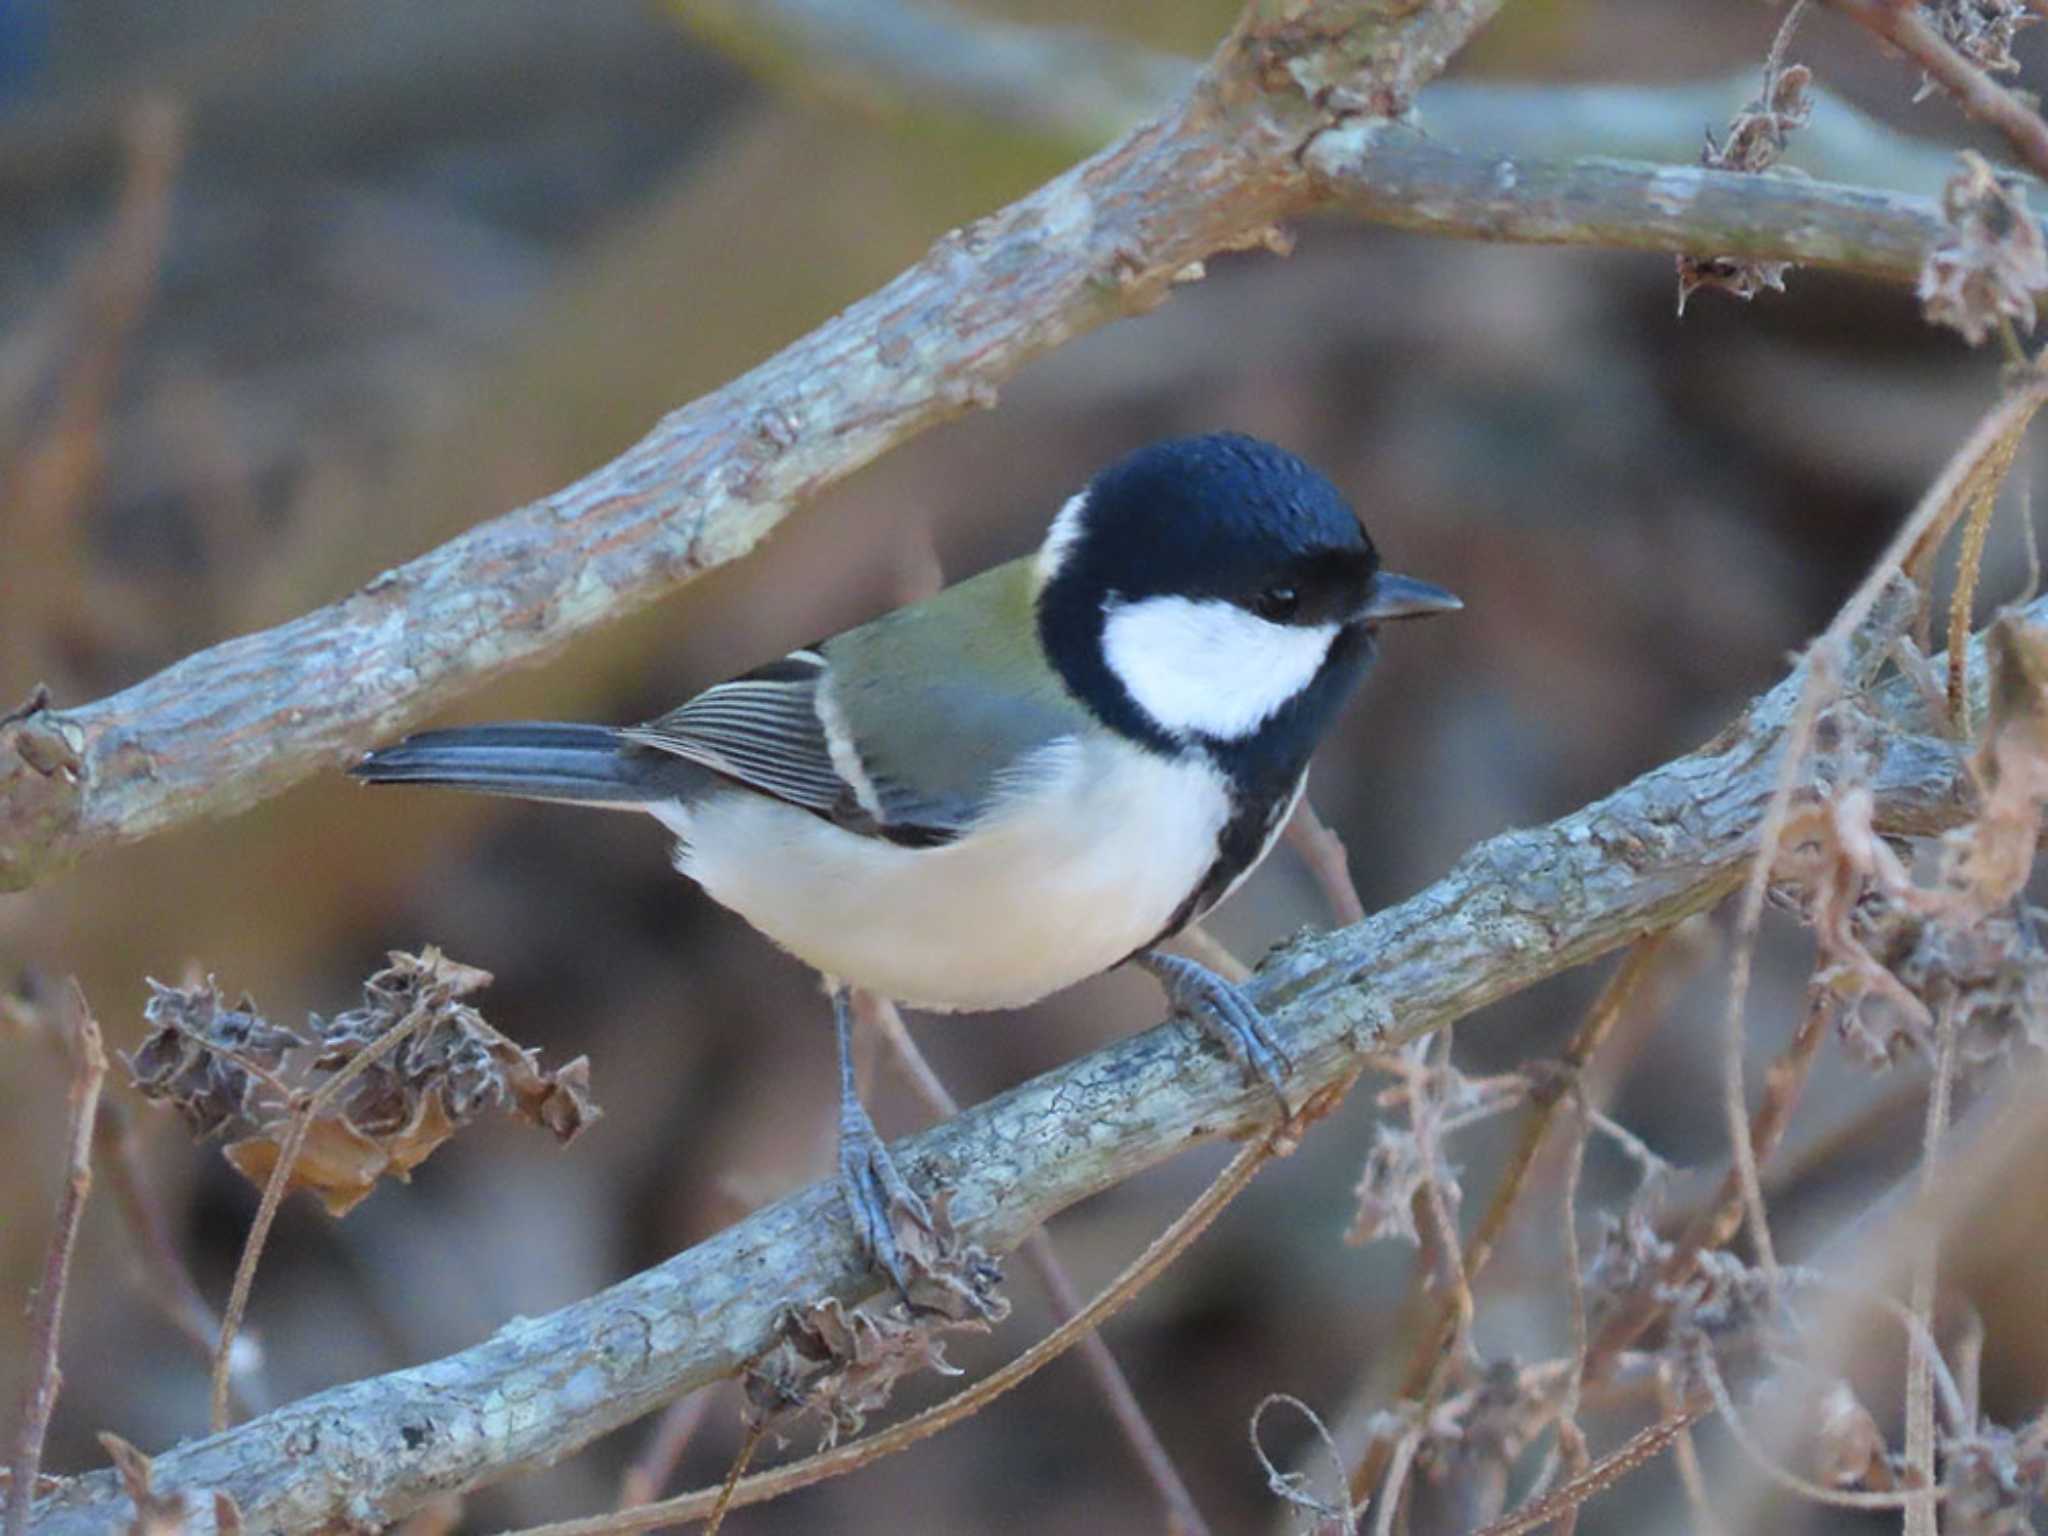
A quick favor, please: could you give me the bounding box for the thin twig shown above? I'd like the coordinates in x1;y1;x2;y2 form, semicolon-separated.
1414;1031;1477;1359
2020;450;2041;603
1948;432;2019;732
1765;0;1810;81
615;1393;715;1512
1657;1367;1729;1536
1717;651;1819;1291
1550;1091;1593;1536
1464;1396;1712;1536
1903;994;1962;1536
1718;368;2048;1305
1365;1423;1423;1536
1692;1340;1922;1512
1283;796;1367;927
1348;936;1669;1506
496;1135;1280;1535
1824;0;2048;181
94;1102;258;1415
853;992;1214;1536
6;982;108;1536
1776;1269;1969;1431
211;999;438;1429
1249;1395;1355;1535
699;1422;765;1536
1588;987;1835;1376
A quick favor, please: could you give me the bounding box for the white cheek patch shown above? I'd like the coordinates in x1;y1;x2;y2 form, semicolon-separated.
1102;595;1338;741
1034;491;1091;587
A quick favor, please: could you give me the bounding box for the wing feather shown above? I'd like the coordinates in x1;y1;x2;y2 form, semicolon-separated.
621;654;852;819
621;651;982;841
620;563;1093;844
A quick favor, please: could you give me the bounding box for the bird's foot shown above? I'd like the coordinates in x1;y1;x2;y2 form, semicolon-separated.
835;1088;936;1301
1138;948;1295;1110
829;986;1009;1316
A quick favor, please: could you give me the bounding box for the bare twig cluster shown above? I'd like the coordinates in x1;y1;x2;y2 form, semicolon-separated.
1301;352;2048;1532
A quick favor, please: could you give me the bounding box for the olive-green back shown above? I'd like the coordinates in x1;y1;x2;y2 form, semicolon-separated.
822;558;1090;830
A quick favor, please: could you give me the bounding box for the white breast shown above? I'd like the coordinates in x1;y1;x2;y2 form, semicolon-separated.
663;736;1232;1012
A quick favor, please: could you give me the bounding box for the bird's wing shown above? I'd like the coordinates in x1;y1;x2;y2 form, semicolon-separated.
623;559;1090;844
620;650;853;819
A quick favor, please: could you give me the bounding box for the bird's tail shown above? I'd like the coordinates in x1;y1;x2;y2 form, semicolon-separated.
351;722;708;808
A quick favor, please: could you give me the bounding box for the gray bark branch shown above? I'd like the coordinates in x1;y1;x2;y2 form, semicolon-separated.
30;584;1995;1536
1307;127;1984;292
8;0;1511;891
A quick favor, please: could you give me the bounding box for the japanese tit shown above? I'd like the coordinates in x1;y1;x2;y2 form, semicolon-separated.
353;432;1459;1291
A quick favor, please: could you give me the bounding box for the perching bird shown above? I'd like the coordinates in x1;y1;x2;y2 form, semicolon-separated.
352;432;1459;1292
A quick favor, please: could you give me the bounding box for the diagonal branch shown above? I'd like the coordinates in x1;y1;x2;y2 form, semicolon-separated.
0;0;1506;894
1824;0;2048;181
29;583;2006;1536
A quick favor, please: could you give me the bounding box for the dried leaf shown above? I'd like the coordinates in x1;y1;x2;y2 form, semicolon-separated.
740;1204;1005;1446
1346;1124;1430;1247
894;1190;1007;1324
136;949;602;1216
1815;1379;1894;1490
1583;1199;1674;1331
1409;1360;1544;1531
1921;0;2036;94
224;1114;389;1218
1705;62;1813;175
1677;32;1811;311
1920;152;2048;347
1942;1424;2048;1536
745;1295;979;1448
126;980;299;1137
312;948;601;1146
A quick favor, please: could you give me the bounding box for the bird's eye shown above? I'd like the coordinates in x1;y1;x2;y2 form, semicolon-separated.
1253;585;1300;622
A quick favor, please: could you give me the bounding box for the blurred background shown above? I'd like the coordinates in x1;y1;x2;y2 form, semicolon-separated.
3;1;2046;1530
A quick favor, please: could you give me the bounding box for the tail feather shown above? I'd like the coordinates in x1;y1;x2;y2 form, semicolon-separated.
351;722;706;807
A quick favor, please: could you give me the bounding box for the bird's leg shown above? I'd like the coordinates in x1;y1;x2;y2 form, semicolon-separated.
831;985;933;1298
1135;948;1294;1106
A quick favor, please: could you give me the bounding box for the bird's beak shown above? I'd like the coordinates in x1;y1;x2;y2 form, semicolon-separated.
1356;571;1462;624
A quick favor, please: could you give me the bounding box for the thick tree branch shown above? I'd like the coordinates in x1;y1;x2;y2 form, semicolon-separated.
0;0;1508;892
1306;128;1984;289
29;586;1998;1536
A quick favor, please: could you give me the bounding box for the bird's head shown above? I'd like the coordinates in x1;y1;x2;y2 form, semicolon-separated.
1035;432;1459;759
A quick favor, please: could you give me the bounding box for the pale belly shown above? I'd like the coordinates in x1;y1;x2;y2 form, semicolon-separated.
670;738;1234;1011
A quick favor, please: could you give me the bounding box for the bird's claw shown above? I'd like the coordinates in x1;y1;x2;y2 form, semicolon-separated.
836;1106;935;1300
1139;949;1296;1112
